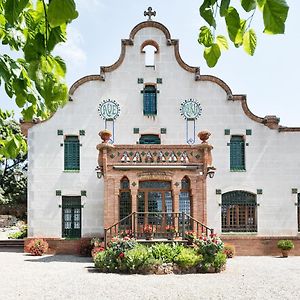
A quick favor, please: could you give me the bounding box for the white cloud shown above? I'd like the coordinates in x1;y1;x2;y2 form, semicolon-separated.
54;26;87;68
76;0;106;11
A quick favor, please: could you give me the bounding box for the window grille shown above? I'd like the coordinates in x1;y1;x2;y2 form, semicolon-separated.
62;196;81;238
143;85;157;115
64;136;80;170
119;178;131;226
179;177;191;229
230;136;245;171
221;191;257;232
139;134;161;144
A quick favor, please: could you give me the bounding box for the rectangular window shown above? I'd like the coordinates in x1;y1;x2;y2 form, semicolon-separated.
62;196;81;238
143;85;157;115
64;136;80;171
230;136;245;171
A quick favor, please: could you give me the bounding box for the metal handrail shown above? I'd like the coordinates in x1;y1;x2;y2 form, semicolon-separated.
104;211;214;248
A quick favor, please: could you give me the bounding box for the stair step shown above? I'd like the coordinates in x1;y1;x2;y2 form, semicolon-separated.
0;239;24;247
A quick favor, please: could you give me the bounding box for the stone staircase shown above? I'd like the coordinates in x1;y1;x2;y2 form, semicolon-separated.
0;239;24;251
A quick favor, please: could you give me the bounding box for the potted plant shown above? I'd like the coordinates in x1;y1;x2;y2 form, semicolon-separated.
165;225;176;240
143;224;155;240
277;240;294;257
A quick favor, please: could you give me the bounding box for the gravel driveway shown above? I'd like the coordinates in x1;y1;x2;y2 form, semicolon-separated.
1;252;300;300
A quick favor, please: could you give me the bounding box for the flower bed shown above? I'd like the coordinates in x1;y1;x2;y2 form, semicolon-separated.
93;234;227;274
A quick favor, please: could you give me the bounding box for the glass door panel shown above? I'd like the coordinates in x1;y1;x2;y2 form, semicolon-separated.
148;191;163;225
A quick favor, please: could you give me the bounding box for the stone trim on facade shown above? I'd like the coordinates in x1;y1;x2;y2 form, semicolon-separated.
69;74;103;96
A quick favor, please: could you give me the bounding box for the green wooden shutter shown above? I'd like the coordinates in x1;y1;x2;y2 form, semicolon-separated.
64;136;80;170
143;85;157;115
230;136;245;171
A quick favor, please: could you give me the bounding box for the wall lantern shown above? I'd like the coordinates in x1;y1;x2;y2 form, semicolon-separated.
95;166;103;179
206;166;216;179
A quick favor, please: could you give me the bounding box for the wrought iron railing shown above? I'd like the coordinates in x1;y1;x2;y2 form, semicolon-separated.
104;212;214;248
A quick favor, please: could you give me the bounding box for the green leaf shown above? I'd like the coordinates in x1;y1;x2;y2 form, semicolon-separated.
241;0;257;12
203;43;221;68
47;25;67;52
257;0;266;9
4;0;29;25
199;0;216;29
243;29;257;55
216;35;229;50
220;0;230;17
48;0;78;27
263;0;289;34
198;26;214;47
225;7;243;44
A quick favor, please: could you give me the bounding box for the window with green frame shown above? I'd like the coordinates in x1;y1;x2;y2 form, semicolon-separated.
230;135;245;171
64;136;80;171
62;196;81;238
139;134;161;144
221;191;257;233
143;85;157;115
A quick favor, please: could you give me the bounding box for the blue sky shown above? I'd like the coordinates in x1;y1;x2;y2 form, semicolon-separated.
1;0;300;126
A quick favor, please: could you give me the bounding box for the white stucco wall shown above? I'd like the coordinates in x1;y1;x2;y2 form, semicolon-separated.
27;22;300;237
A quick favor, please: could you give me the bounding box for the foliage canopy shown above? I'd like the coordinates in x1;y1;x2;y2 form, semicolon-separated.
198;0;289;67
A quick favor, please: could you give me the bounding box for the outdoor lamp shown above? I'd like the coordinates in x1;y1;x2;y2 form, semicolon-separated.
206;167;216;179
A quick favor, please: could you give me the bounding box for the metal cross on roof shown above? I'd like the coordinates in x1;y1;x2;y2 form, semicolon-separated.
144;7;156;20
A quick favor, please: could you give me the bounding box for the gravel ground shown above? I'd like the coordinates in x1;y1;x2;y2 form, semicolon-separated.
0;252;300;300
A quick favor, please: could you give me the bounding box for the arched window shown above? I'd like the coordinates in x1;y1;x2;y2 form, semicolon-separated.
230;136;245;171
221;191;257;232
179;177;191;215
143;45;156;66
119;177;131;226
141;40;159;67
139;134;160;144
298;193;300;232
143;85;157;115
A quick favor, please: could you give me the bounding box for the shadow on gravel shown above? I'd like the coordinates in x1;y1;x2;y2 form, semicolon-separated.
86;266;101;273
24;255;92;263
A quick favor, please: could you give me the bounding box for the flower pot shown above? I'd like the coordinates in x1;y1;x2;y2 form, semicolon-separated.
145;233;153;240
281;249;289;258
167;233;175;240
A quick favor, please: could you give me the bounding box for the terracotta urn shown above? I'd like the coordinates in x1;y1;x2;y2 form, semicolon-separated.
99;129;112;143
198;131;211;143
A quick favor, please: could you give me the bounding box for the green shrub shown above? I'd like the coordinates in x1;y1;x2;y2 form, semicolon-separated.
223;243;235;258
195;234;224;263
212;252;227;272
8;225;27;239
174;248;202;269
151;243;183;263
94;251;106;270
125;244;153;273
277;240;294;250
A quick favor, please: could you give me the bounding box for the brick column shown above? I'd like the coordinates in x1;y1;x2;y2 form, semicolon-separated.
173;184;181;230
104;177;115;229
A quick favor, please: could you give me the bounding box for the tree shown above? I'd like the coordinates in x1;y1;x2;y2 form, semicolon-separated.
0;0;78;121
0;111;27;207
198;0;289;67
